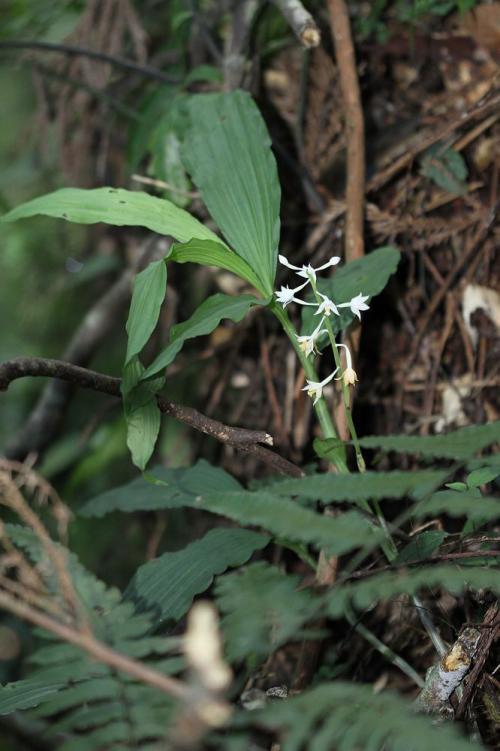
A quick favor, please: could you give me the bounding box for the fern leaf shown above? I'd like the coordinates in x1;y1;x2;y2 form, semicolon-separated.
269;469;447;503
356;421;500;459
215;562;320;660
253;681;481;751
413;490;500;522
327;565;500;618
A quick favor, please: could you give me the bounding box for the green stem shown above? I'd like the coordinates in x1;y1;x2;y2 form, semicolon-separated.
270;301;348;473
321;314;366;473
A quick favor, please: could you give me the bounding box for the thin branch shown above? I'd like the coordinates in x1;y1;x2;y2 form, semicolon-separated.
0;357;303;477
272;0;321;47
0;40;179;85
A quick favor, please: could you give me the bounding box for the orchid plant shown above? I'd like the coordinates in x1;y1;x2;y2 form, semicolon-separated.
273;253;371;472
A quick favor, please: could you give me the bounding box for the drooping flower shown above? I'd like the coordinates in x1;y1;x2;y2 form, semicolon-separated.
336;343;358;386
278;254;341;284
296;318;327;357
338;293;370;320
314;291;340;317
302;368;338;405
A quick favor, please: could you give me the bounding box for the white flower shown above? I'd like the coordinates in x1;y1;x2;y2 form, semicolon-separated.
275;280;310;308
314;291;340;317
279;254;341;284
296;318;327;357
336;343;358;386
338;293;370;320
302;368;338;405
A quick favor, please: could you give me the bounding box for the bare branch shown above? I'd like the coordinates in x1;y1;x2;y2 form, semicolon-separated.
272;0;321;47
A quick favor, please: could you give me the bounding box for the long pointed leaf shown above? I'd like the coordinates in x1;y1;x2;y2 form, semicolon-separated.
183;91;281;296
1;187;222;245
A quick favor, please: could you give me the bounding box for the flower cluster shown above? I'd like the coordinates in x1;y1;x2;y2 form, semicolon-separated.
276;254;369;403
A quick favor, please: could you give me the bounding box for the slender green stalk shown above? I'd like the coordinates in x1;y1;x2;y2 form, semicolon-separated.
270;300;348;473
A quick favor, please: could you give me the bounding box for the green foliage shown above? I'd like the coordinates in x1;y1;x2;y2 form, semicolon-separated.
183;90;281;297
125;528;269;624
169;238;265;295
349;421;500;459
216;562;319;661
0;186;222;245
142;293;262;379
251;681;482;751
125;260;167;365
271;468;447;502
79;458;241;517
421;144;468;195
414;490;500;523
327;565;500;618
394;531;447;564
302;246;401;337
121;358;163;470
0;527;180;748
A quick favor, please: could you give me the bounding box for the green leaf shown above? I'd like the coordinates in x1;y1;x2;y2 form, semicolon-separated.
125;259;167;364
124;396;161;471
327;565;500;619
421;144;468;195
142;292;262;379
0;681;65;715
195;490;376;556
125;528;269;622
269;469;447;503
253;681;482;751
122;358;162;470
467;466;500;488
414;490;500;523
1;187;222;245
183;91;281;296
216;562;319;661
356;421;500;459
302;246;400;336
170;238;265;294
79;459;241;517
394;531;447;565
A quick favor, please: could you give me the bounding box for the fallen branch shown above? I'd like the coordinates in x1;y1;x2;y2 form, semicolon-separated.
0;357;303;477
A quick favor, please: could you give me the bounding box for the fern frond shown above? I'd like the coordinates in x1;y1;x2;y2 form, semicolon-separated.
356;421;500;459
251;681;481;751
328;565;500;618
215;562;320;660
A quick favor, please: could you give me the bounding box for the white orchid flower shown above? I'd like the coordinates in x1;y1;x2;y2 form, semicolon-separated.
278;254;341;284
338;293;370;320
275;281;317;309
336;343;358;386
302;368;339;405
314;291;340;317
296;318;327;357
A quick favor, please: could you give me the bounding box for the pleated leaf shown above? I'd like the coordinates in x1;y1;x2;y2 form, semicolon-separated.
126;528;269;622
170;238;265;294
183;91;281;297
1;187;221;244
80;459;241;517
125;259;167;364
142;293;262;379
